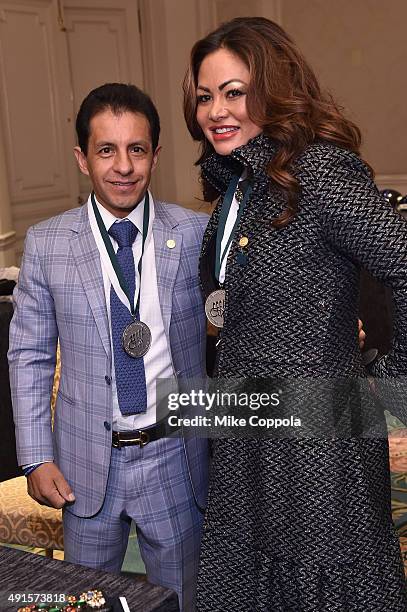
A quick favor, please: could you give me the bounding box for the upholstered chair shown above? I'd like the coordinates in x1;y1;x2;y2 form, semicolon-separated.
0;347;63;557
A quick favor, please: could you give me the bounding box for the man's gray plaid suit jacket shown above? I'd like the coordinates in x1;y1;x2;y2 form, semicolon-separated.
8;199;209;516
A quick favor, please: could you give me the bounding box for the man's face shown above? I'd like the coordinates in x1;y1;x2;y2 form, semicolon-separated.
74;109;160;218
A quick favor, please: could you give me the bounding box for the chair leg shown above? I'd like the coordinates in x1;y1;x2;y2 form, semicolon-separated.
45;548;54;558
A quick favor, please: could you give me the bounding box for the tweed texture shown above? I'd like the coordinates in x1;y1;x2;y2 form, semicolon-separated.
197;135;407;611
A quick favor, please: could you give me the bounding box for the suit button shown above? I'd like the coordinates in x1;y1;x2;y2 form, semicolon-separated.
104;421;111;431
105;375;111;385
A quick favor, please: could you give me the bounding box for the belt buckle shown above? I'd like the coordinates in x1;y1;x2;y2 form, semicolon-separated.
137;430;150;447
121;430;150;447
113;430;150;448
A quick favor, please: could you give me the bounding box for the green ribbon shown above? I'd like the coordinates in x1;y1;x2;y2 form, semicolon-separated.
91;191;150;316
215;175;252;282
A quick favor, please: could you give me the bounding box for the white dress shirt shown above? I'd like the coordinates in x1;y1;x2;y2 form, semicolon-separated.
88;192;174;430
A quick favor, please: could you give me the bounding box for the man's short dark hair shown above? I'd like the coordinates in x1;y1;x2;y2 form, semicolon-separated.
76;83;160;154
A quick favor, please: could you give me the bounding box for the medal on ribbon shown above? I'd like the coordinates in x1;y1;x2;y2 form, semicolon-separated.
92;192;152;358
205;174;252;328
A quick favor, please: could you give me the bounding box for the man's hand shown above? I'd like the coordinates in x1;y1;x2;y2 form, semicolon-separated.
27;463;75;509
358;319;366;350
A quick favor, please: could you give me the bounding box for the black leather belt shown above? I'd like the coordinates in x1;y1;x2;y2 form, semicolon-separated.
112;419;179;449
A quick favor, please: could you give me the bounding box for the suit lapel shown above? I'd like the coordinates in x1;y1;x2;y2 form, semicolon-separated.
152;202;182;339
68;200;182;357
70;206;111;357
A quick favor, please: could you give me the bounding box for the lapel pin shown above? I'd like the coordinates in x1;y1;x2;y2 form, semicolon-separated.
239;236;249;247
166;239;176;249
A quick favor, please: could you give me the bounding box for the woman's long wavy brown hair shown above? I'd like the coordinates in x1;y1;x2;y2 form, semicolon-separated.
183;17;369;227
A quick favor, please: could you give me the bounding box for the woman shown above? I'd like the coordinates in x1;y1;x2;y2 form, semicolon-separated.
183;17;407;611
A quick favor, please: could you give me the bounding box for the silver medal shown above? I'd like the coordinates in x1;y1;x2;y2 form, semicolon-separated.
122;320;152;358
205;289;226;328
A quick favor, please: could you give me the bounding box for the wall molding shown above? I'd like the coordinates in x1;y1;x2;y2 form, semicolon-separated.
0;230;16;251
197;0;282;31
259;0;282;24
196;0;215;34
375;174;407;194
138;0;177;200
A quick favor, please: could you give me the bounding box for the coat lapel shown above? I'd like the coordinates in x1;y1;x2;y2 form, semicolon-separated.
69;206;111;357
152;202;182;339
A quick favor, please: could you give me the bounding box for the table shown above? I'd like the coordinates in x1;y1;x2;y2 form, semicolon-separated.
0;546;179;611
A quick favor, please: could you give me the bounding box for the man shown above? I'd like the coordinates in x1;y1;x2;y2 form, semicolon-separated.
8;83;208;610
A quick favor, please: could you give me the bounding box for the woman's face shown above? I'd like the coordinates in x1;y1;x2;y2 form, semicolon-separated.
196;48;262;155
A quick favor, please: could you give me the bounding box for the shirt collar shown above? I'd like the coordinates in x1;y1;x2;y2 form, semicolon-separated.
93;194;146;234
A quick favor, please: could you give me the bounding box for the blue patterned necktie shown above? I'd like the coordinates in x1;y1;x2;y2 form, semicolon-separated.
108;220;147;415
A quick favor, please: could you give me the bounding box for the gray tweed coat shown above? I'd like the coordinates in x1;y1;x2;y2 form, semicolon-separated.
197;134;407;611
